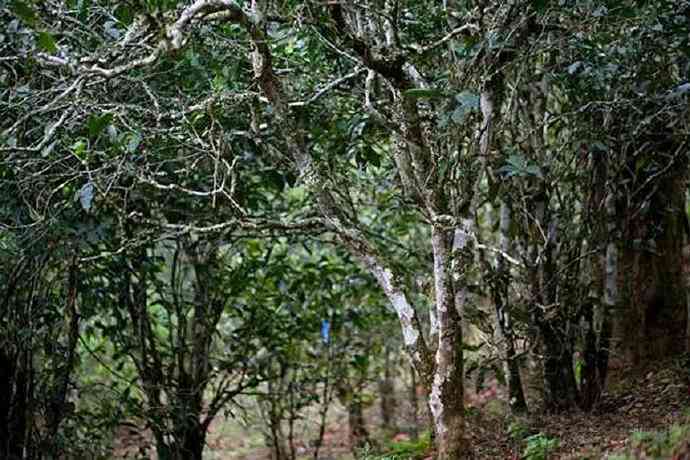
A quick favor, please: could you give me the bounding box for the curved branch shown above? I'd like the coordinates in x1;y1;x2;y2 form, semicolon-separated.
86;0;246;78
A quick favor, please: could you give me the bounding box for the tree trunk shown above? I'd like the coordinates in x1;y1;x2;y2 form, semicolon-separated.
541;323;578;412
46;258;80;454
429;226;471;460
644;175;687;357
409;364;419;440
580;156;616;410
266;418;288;460
494;201;528;413
529;191;578;412
347;396;370;452
580;298;599;410
615;153;688;363
597;190;616;387
246;3;470;455
155;424;206;460
173;425;206;460
505;340;527;413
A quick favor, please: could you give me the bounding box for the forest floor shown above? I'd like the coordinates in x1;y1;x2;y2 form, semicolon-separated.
112;357;690;459
466;357;690;459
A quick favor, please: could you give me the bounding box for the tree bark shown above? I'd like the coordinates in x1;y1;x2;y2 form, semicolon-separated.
528;190;578;412
541;323;578;412
429;226;470;460
155;423;206;460
494;201;528;414
178;424;206;460
409;364;419;441
615;151;688;363
598;190;616;386
540;251;578;413
46;257;80;454
580;150;613;410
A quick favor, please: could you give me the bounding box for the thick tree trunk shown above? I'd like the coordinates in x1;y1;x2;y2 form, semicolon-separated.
494;201;528;413
541;324;578;412
155;387;208;460
615;155;688;363
155;423;206;460
430;226;470;460
173;425;206;460
539;300;578;411
645;183;687;358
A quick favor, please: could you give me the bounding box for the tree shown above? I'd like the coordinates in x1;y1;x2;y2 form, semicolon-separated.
3;0;690;458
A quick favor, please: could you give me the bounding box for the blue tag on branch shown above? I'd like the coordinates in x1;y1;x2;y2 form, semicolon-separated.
321;319;330;344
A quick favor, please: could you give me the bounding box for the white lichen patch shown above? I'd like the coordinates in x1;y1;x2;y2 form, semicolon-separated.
401;320;420;347
370;264;420;347
429;372;448;436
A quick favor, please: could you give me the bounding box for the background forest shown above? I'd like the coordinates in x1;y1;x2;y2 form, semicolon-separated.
2;0;690;459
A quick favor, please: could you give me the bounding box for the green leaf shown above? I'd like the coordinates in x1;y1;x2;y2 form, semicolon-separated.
351;354;368;370
10;0;37;26
37;31;57;53
531;0;548;13
87;113;113;139
403;88;445;99
77;0;92;21
360;146;381;167
114;5;134;25
264;168;284;192
72;140;88;161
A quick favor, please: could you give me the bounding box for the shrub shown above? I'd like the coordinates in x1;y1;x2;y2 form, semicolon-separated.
522;433;559;460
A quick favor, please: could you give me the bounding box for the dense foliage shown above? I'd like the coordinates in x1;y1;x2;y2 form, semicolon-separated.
1;0;689;459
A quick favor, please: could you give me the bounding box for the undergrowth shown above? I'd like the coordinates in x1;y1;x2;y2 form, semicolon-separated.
607;422;690;459
359;431;431;460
